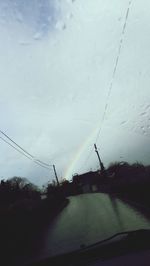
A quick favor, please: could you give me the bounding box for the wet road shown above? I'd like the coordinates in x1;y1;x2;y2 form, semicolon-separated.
33;193;150;262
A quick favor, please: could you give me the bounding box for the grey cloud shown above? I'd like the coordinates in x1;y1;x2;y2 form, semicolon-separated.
0;0;150;186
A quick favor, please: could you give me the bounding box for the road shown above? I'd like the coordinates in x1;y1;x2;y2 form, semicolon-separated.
29;193;150;263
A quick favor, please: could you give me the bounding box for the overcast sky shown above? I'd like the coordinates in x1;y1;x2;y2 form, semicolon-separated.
0;0;150;187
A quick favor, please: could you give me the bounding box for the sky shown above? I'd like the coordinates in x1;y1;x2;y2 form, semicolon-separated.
0;0;150;187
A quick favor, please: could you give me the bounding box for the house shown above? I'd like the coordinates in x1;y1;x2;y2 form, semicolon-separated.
72;171;100;193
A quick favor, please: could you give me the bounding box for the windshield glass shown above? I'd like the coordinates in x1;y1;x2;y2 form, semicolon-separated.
1;0;150;265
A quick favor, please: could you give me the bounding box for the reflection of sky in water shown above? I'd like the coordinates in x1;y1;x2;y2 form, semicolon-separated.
0;0;67;39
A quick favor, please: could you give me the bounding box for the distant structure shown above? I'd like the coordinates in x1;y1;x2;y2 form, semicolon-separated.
72;171;99;193
59;144;108;196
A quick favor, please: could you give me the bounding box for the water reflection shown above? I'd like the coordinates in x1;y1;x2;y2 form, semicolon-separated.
108;195;124;229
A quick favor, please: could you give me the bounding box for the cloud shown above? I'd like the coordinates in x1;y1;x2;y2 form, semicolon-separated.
1;0;150;186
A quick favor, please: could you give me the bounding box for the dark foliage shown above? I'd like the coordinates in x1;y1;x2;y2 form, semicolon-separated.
106;162;150;207
0;177;68;265
0;177;40;206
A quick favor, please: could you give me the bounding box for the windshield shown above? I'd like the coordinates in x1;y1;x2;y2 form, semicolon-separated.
1;0;150;265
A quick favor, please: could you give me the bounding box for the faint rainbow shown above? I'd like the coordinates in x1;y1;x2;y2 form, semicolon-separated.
64;125;100;180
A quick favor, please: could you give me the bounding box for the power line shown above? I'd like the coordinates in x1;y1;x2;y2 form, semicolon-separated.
33;160;52;170
0;129;52;168
0;136;33;160
79;0;133;169
95;0;132;143
0;136;52;170
35;159;52;167
0;130;34;158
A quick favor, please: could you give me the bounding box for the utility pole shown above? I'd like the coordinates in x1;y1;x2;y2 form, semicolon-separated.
94;144;105;172
53;164;60;186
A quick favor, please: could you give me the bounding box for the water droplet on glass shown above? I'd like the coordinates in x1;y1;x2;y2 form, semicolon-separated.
19;41;31;46
140;112;147;116
66;13;73;20
33;32;43;40
55;20;66;30
145;104;150;110
120;121;127;125
15;12;23;23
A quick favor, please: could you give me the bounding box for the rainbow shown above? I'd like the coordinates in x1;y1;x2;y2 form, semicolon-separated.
64;125;101;180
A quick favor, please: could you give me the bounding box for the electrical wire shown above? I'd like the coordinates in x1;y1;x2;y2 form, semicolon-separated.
35;159;52;167
0;129;52;168
0;130;34;158
0;136;52;170
79;0;133;170
95;0;132;143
